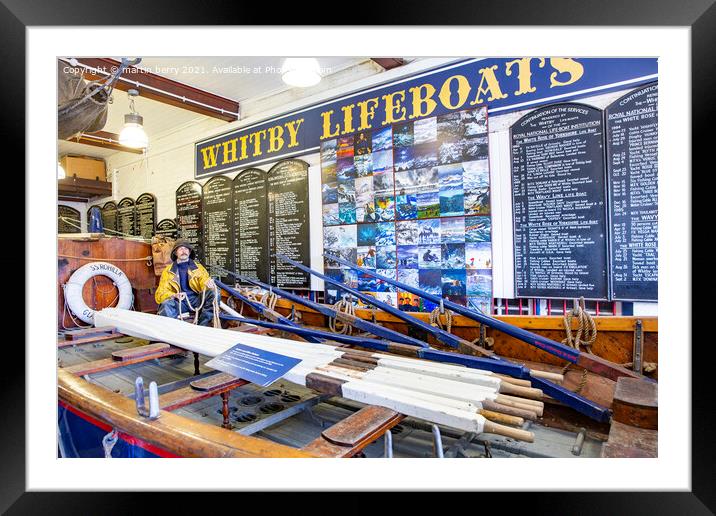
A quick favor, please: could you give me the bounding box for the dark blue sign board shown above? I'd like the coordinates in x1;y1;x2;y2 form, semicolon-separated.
204;343;302;387
196;58;657;179
511;103;609;300
605;82;658;301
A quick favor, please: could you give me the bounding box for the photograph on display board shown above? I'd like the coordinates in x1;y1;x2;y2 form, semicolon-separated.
336;135;354;159
394;146;415;172
397;268;419;289
372;149;393;173
354;130;372;155
442;269;467;297
438;164;465;217
419;269;442;296
467;269;493;297
337;177;355;203
414;117;437;144
357;246;376;269
463;134;489;161
466;242;492;269
354;154;373;177
396;194;417;220
336;157;355;180
465;215;491;242
375;269;397;292
357;223;377;246
321;139;337;163
355;176;375;222
397;245;419;269
392;122;413;147
417;218;440;244
441;217;465;243
418;244;441;269
322;181;338;205
416;191;440;219
373;170;394;196
372;126;392;151
396;220;418;245
376;246;396;269
375;292;398;308
322;203;339;226
441;243;466;269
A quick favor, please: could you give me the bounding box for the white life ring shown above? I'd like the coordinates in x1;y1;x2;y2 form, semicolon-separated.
65;262;134;324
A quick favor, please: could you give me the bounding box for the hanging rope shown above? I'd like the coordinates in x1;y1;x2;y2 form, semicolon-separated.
258;288;279;311
102;428;119;458
176;283;222;328
329;295;356;335
429;306;453;333
560;297;597;388
562;297;597;354
59;253;152;266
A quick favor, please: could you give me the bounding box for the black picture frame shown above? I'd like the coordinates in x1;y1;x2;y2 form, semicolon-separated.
14;0;711;511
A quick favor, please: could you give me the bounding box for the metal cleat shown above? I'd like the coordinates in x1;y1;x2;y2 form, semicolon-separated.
135;377;160;419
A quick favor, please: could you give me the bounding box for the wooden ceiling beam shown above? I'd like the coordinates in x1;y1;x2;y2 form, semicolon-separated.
370;58;406;70
67;131;144;154
70;58;240;122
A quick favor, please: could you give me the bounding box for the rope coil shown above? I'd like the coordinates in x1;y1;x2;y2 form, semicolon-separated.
429;306;453;333
562;297;597;353
329;295;356;335
178;284;221;328
561;297;597;390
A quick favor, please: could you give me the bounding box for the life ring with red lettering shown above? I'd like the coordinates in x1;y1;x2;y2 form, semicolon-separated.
65;262;133;324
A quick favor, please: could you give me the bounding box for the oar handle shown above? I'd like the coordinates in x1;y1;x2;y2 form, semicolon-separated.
483;420;534;442
494;374;532;387
478;409;524;427
481;400;538;421
494;395;543;417
498;382;544;400
530;369;565;383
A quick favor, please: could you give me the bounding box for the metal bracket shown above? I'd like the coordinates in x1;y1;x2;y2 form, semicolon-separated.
384;430;393;458
632;319;643;374
479;324;487;347
134;377;160;419
431;424;444;458
571;427;587;456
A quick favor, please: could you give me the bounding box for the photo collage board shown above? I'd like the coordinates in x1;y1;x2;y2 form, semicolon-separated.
320;106;493;314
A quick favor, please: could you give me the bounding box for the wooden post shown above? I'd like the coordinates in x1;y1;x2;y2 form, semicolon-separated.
220;392;232;429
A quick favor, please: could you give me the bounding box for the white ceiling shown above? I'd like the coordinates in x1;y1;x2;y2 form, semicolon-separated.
59;57;404;161
135;57;370;101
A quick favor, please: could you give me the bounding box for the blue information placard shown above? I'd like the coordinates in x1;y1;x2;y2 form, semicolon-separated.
205;343;302;387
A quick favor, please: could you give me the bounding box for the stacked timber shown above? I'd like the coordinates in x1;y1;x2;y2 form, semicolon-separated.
95;308;544;442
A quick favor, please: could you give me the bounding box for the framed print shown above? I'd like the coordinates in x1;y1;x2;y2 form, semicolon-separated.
15;2;710;512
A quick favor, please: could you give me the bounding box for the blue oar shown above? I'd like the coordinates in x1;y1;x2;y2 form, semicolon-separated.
217;268;429;348
275;254;465;350
214;279;322;344
324;252;646;383
275;253;612;423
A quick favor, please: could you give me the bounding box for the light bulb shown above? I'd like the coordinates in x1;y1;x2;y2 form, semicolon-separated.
119;113;148;149
281;58;321;87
